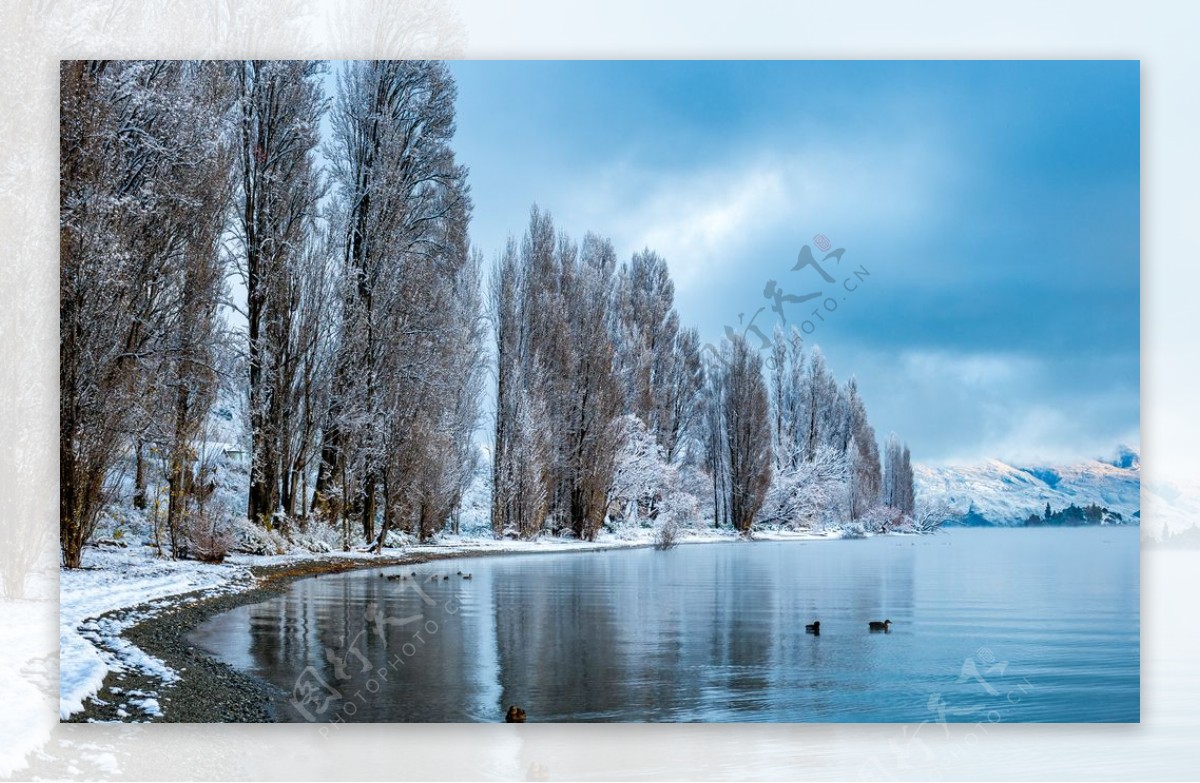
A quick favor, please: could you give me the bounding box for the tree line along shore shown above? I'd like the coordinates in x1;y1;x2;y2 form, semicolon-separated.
60;60;922;571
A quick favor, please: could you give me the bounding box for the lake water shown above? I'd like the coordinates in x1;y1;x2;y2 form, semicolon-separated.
190;527;1139;723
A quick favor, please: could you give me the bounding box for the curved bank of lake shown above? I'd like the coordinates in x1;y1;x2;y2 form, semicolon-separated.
189;526;1139;723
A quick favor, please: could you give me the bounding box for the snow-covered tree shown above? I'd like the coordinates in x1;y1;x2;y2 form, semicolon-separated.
769;324;809;470
231;60;327;530
842;378;883;520
490;208;623;541
60;61;233;567
608;415;666;523
883;432;915;517
757;445;848;529
802;346;841;461
313;60;474;544
612;250;704;464
704;335;772;534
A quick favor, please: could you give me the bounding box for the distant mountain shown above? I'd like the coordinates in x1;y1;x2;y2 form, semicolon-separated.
1141;476;1200;541
915;447;1140;527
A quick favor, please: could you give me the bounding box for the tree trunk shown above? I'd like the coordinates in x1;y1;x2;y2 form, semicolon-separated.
60;437;83;569
361;471;376;543
166;384;190;559
311;380;344;514
372;479;392;554
133;439;147;510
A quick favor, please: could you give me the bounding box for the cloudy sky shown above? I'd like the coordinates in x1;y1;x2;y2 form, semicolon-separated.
445;60;1140;466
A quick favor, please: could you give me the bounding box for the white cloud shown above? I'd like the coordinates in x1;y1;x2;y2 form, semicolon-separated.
846;347;1137;466
558;133;958;293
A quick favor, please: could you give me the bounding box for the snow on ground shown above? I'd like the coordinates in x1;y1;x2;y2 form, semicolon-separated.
58;545;256;719
1;570;57;777
59;522;852;721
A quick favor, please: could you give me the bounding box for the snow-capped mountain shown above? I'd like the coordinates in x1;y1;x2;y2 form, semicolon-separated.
915;447;1140;526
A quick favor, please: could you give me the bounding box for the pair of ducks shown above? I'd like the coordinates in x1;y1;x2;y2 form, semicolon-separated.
804;619;892;635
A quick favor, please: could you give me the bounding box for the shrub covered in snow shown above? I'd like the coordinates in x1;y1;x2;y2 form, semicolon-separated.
230;518;289;556
183;496;236;563
607;415;711;537
290;516;346;553
653;516;679;550
757;445;849;531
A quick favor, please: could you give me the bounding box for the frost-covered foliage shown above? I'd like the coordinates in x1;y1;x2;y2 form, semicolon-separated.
904;497;958;533
61;59;929;573
608;415;666;522
757;446;849;530
608;414;707;544
858;504;905;534
230;519;290;556
289;517;346;554
453;458;496;537
311;60;481;548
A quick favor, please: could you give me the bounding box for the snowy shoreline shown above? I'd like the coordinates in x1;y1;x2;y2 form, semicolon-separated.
60;526;844;722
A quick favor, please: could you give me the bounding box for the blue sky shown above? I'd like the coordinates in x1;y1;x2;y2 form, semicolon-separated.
444;60;1140;465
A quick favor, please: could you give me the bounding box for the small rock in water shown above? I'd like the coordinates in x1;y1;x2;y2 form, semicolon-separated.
505;705;527;723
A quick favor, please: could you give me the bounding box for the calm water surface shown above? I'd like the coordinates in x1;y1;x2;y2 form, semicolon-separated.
190;527;1139;722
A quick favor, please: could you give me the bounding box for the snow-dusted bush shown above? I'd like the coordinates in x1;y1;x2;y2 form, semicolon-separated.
293;516;345;553
382;528;413;549
607;415;710;536
231;518;289;556
608;415;666;525
858;504;903;534
653;516;679;550
839;523;868;539
184;497;235;563
93;504;156;548
757;446;849;530
896;498;958;534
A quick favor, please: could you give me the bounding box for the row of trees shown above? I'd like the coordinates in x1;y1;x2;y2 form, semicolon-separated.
60;60;481;567
491;207;918;542
490;214;708;540
60;59;917;568
61;61;235;568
